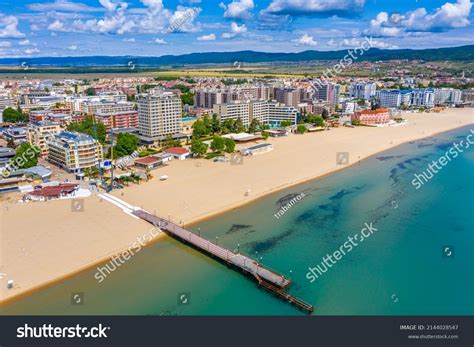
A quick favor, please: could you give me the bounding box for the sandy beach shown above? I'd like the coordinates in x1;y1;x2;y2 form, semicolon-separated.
1;108;473;304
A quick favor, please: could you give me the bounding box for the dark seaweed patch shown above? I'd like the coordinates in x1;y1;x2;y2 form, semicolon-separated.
246;228;297;253
226;224;252;234
376;155;404;161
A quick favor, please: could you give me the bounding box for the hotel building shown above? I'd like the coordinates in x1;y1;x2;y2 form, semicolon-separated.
352;108;392;125
434;88;462;106
213;100;299;127
27;121;62;157
349;82;377;100
95;110;139;131
376;90;412;108
46;131;103;173
410;88;435;108
137;90;183;144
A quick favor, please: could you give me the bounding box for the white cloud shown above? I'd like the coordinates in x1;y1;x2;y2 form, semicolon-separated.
28;0;102;12
25;48;40;54
19;39;31;46
197;33;216;41
263;0;365;16
123;37;136;42
153;38;167;44
48;20;67;31
0;41;11;47
99;0;118;12
168;6;201;33
221;0;254;20
293;34;318;46
0;15;26;38
222;21;247;39
68;45;77;50
366;0;472;37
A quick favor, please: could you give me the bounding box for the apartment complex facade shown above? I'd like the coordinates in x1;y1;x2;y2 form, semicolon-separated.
137;90;183;143
213;100;299;127
410;88;435;107
95;110;139;131
376;90;412;108
27;121;62;157
350;82;377;100
434;88;462;106
46;131;103;173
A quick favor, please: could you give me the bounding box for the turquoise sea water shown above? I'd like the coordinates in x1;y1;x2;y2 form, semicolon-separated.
2;126;474;315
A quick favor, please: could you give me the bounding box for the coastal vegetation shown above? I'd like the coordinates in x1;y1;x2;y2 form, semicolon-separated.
2;107;28;123
67;117;107;144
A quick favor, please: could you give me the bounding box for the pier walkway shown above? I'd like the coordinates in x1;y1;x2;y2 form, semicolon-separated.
133;209;313;313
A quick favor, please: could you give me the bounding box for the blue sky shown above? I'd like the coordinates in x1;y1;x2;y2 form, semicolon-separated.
0;0;473;57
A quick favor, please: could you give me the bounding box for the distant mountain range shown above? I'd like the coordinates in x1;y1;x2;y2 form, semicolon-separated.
1;45;473;67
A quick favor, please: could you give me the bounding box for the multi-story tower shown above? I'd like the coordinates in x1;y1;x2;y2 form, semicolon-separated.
376;90;412;108
349;82;376;100
410;88;434;108
137;90;182;143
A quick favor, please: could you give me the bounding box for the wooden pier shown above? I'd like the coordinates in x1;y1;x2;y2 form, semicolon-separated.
133;210;314;314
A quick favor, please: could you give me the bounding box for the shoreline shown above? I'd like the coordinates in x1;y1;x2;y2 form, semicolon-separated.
184;122;474;228
1;110;473;307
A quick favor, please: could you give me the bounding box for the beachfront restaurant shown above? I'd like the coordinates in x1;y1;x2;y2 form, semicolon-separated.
240;143;273;156
134;156;163;170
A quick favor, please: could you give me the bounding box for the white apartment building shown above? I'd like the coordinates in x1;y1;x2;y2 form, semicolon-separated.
349;82;376;100
0;95;15;111
214;102;250;126
376;90;412;108
137;90;183;143
213;100;299;127
83;101;135;115
46;131;103;173
410;88;435;108
434;88;462;105
27;121;62;157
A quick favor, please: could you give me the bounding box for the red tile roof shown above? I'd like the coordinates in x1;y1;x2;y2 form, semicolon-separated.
29;184;78;197
164;147;189;155
135;156;161;165
356;108;390;115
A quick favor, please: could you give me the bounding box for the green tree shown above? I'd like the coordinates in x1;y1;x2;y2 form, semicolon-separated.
162;135;181;149
67;116;107;143
224;138;235;153
181;92;194;105
234;118;245;133
305;115;324;127
192;119;210;139
111;133;138;158
221;119;235;134
2;107;27;123
210;135;225;152
211;114;221;133
85;87;96;96
280;120;292;127
191;138;208;157
83;166;100;178
261;131;270;140
248;118;261;133
296;124;307;134
11;143;40;169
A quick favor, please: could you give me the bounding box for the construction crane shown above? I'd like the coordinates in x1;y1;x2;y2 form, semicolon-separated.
91;115;104;187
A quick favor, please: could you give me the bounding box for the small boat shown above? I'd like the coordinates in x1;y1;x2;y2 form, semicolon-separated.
159;175;169;181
